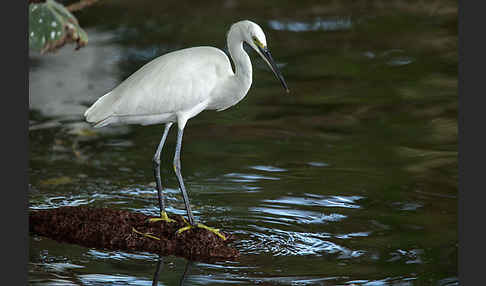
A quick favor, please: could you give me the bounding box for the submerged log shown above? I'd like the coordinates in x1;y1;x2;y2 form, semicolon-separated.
29;206;239;262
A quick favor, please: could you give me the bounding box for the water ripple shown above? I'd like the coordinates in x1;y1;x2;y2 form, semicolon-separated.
307;161;329;167
33;262;85;272
30;195;95;210
223;172;280;182
249;165;287;172
186;270;418;286
392;201;423;211
387;249;424;264
240;226;364;258
263;194;363;209
189;273;339;285
268;17;353;32
250;206;346;224
335;232;371;239
79;274;152;285
344;276;417;286
86;249;157;261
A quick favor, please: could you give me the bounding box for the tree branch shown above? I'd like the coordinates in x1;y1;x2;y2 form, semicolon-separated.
66;0;99;12
28;0;100;13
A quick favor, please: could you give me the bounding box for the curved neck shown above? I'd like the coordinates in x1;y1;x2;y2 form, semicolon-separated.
227;27;252;84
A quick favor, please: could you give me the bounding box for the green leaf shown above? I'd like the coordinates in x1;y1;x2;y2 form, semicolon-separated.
29;0;88;54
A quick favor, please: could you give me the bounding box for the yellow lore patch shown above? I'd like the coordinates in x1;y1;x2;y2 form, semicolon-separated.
252;36;265;49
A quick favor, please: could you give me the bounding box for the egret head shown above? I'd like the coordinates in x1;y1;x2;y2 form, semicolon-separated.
237;20;289;93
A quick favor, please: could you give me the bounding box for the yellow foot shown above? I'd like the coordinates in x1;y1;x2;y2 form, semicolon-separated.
132;227;160;240
148;211;176;223
176;218;226;240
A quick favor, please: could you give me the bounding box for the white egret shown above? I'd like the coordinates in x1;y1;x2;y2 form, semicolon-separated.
84;20;289;240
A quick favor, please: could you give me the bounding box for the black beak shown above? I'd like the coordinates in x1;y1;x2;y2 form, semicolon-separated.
257;45;290;93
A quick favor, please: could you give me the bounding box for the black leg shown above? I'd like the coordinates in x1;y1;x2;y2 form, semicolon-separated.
173;127;196;225
153;122;173;214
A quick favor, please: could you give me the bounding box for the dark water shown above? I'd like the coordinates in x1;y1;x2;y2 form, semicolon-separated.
29;0;458;285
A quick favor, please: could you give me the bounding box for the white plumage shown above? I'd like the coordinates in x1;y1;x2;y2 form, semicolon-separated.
84;20;288;232
85;47;234;128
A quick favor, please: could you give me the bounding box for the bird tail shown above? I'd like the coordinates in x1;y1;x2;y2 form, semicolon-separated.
84;91;117;128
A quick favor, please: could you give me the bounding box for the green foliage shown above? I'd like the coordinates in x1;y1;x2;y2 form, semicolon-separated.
29;0;88;54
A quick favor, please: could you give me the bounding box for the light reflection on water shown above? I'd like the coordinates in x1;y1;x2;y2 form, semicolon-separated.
79;274;152;285
29;255;427;286
30;195;95;210
268;17;353;32
239;192;366;257
87;249;157;262
263;194;363;209
251;205;346;224
248;165;287;172
241;226;365;257
223;172;281;182
188;273;340;285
